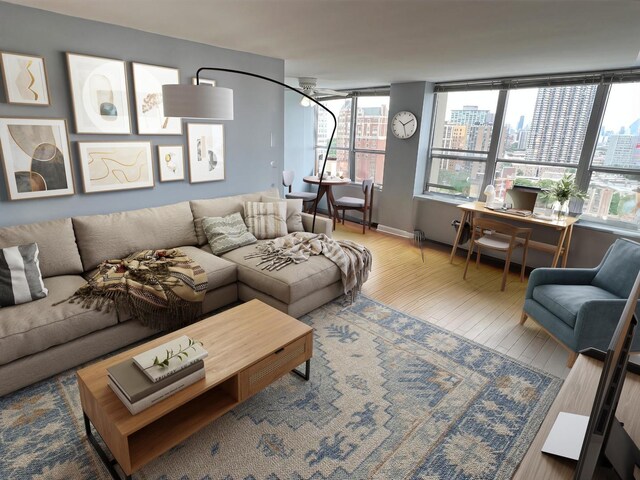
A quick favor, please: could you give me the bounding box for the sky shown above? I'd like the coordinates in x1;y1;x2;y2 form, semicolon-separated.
443;84;640;133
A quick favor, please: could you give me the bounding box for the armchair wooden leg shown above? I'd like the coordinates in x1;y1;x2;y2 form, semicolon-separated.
362;211;365;234
476;247;481;268
501;251;512;292
520;311;528;325
567;351;578;368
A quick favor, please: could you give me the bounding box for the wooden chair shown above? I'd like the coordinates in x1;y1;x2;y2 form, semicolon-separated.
333;179;374;234
463;217;532;291
282;170;316;212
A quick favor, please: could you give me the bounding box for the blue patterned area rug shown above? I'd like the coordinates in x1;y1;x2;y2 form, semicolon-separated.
0;296;562;480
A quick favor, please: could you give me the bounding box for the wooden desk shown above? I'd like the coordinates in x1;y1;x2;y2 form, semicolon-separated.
514;354;640;479
303;175;351;218
450;201;579;268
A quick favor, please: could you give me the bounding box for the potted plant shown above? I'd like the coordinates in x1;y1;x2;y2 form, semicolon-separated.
546;174;587;219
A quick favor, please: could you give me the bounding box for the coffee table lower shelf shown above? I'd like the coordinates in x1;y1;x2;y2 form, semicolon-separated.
84;360;310;480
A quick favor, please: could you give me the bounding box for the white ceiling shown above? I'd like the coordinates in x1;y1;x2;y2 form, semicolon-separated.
7;0;640;89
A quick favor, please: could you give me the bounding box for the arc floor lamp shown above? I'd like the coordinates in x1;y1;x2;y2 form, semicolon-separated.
162;68;337;233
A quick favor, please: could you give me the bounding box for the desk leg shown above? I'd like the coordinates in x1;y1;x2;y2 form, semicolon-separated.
551;227;569;268
450;210;469;264
561;224;574;268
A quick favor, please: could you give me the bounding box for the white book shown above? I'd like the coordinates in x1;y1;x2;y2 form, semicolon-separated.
133;335;208;383
108;367;206;415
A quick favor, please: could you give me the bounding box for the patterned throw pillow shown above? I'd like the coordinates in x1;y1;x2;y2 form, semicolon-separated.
261;195;305;233
0;243;48;307
243;201;288;240
202;213;257;255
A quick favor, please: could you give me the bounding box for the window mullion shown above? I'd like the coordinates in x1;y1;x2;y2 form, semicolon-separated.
480;89;508;200
572;83;610;213
348;96;358;180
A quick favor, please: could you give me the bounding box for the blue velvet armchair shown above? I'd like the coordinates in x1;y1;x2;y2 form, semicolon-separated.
522;238;640;367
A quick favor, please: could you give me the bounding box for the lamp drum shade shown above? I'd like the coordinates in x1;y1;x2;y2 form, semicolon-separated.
162;84;234;119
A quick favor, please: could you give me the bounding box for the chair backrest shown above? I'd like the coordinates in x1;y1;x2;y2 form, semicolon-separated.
472;217;528;238
592;238;640;298
282;170;294;192
362;179;374;207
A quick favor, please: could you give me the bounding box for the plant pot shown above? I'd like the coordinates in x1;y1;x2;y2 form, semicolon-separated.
552;200;569;220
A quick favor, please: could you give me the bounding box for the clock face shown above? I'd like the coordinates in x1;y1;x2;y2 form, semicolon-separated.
391;111;418;139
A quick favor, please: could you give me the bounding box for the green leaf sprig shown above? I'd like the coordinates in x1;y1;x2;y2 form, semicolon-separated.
150;338;203;369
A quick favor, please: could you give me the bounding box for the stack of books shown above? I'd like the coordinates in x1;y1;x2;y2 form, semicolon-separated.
107;335;208;415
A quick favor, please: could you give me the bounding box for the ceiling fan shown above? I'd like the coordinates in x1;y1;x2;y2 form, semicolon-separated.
297;77;348;106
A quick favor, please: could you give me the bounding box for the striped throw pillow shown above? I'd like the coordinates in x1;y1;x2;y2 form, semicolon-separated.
243;201;288;240
202;213;257;255
0;243;48;307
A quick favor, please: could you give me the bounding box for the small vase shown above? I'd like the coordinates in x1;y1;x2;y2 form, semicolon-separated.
552;200;569;220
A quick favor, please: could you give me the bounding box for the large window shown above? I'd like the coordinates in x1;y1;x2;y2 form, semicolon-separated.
427;90;499;198
582;82;640;228
315;95;389;185
425;75;640;231
493;85;596;201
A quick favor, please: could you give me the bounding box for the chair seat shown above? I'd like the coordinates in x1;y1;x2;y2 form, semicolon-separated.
334;196;364;208
532;284;619;328
475;234;524;251
286;192;316;201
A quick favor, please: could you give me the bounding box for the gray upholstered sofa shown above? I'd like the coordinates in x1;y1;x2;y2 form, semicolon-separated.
0;188;338;396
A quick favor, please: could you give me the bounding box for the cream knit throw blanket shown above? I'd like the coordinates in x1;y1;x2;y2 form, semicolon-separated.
245;232;372;301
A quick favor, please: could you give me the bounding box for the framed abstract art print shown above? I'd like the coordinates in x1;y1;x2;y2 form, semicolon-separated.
0;117;74;200
0;52;51;106
66;53;131;134
132;62;182;135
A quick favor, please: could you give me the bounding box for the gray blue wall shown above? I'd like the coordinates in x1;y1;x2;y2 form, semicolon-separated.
0;1;284;227
283;88;314;197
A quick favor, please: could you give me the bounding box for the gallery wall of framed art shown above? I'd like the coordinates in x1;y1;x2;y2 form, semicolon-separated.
0;0;285;228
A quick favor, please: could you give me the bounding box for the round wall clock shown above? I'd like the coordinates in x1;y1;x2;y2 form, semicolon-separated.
391;111;418;139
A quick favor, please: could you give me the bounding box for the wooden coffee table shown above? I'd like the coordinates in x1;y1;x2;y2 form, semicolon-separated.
77;300;313;480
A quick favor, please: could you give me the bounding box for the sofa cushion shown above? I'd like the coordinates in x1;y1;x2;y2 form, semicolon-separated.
532;284;618;328
202;213;257;255
178;246;237;291
592;239;640;299
244;201;288;239
262;195;305;233
73;202;197;270
221;243;341;304
190;188;279;245
0;275;119;366
0;243;48;307
0;218;83;278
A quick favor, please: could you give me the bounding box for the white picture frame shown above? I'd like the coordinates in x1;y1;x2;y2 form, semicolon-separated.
0;117;75;200
157;145;185;182
77;141;154;193
0;52;51;106
66;53;132;134
133;62;182;135
187;123;225;183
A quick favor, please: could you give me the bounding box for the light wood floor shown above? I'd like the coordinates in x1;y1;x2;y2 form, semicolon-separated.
332;222;572;379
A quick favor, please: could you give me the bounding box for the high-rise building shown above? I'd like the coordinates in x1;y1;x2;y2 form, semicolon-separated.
450;105;491;127
517;115;525;131
604;135;640;168
525;85;597;163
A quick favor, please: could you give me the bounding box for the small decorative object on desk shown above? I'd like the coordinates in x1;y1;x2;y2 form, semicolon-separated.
133;335;207;382
545;173;587;220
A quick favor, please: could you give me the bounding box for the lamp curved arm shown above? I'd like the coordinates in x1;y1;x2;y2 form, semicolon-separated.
195;67;337;233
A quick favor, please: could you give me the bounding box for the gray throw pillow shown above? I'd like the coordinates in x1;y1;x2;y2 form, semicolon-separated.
0;243;48;307
243;201;288;239
261;195;305;233
202;213;257;255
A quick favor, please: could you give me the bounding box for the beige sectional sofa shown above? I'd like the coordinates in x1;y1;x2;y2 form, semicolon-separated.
0;188;336;396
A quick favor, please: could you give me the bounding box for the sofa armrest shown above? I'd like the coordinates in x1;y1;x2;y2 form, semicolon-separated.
526;267;599;299
301;213;333;237
573;299;629;351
